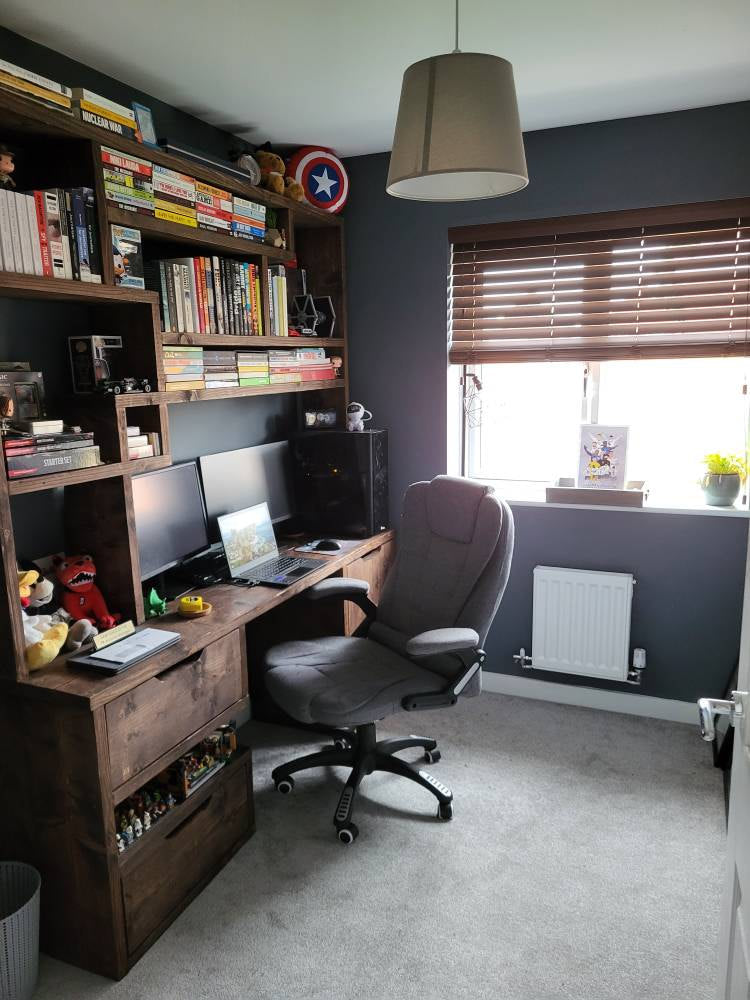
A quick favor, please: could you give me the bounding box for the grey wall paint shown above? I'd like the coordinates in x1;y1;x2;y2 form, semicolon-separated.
344;102;750;701
0;28;296;557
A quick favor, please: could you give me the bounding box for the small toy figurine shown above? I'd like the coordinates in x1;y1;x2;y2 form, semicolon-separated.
132;816;143;839
123;824;134;847
0;144;16;188
146;587;167;618
330;356;343;377
166;792;176;810
0;392;13;431
143;810;151;831
115;834;124;853
346;401;373;432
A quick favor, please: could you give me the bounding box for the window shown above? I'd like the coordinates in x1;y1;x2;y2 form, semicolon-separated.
451;201;750;508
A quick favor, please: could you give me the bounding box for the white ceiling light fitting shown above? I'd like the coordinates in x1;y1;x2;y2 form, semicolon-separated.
386;0;528;202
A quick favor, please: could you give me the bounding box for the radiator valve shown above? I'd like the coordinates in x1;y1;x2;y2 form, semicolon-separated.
627;648;646;685
513;647;533;669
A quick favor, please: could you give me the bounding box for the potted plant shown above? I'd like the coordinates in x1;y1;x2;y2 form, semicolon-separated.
701;453;747;507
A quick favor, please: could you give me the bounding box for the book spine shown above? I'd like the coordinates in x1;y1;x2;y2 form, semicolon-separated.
72;89;134;120
83;189;102;283
23;194;43;276
0;58;72;97
100;146;153;176
212;256;225;335
63;191;79;280
0;69;71;108
4;432;94;449
43;190;66;279
73;107;137;139
166;264;179;333
267;267;275;336
128;444;155;459
180;265;192;333
154;207;197;228
158;261;171;332
13;192;34;275
220;259;232;334
74;99;135;130
6;445;101;478
56;189;73;279
71;189;91;281
5;438;96;455
192;258;205;333
255;269;263;335
201;258;212;334
234;262;245;335
32;191;52;277
0;190;13;271
172;263;185;333
205;258;216;335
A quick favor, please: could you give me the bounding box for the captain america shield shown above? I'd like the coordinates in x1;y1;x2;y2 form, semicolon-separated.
287;147;349;213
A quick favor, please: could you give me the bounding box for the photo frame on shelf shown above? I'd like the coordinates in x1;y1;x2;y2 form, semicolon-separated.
132;101;159;148
577;424;629;490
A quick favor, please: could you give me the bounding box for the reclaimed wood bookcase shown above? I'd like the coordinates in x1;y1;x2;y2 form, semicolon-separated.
0;88;370;978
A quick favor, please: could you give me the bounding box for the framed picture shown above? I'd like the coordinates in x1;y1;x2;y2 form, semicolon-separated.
578;424;629;490
132;102;159;147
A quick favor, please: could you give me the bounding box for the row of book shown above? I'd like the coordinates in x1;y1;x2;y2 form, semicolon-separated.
0;187;102;282
101;146;267;241
2;423;101;480
0;57;73;114
161;346;337;391
126;425;161;461
145;255;263;336
268;265;290;337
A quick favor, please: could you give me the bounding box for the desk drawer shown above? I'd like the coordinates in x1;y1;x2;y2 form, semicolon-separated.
106;630;244;788
121;753;252;954
344;539;395;634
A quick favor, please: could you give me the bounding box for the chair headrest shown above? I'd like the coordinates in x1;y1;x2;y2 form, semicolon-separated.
422;475;495;544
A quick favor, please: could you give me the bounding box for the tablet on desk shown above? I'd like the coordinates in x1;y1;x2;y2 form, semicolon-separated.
68;628;181;675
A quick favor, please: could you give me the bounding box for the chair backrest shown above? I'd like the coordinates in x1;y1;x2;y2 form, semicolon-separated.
370;476;514;689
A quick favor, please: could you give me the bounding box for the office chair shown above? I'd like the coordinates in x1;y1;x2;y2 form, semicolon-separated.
264;475;514;844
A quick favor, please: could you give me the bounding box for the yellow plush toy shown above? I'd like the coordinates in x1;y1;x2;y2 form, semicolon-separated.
255;148;285;196
19;569;69;671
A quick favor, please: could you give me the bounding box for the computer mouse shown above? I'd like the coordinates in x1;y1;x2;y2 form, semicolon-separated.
314;538;342;552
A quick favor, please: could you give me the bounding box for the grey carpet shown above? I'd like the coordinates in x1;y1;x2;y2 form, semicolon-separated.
34;693;724;1000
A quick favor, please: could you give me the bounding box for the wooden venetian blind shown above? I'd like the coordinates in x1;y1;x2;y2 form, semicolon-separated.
449;200;750;364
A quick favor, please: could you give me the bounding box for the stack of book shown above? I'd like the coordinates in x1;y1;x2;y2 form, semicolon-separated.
203;351;239;389
72;88;138;140
237;351;270;387
0;187;101;281
196;182;232;234
3;422;101;480
162;346;204;391
231;196;266;242
0;58;72;113
268;265;289;337
268;350;301;385
101;146;154;216
297;347;336;382
145;256;262;336
126;424;161;460
153;166;197;228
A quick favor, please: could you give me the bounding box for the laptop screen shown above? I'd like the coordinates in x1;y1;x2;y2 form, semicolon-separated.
217;502;279;577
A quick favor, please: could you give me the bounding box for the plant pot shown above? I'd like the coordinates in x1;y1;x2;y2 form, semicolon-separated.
702;473;741;507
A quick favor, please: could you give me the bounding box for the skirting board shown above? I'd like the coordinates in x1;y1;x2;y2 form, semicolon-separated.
482;672;697;725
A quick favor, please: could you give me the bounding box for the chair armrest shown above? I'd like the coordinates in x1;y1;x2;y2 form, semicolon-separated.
405;628;480;658
307;577;378;618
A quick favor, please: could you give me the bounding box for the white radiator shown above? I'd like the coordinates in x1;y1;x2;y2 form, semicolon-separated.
529;566;635;681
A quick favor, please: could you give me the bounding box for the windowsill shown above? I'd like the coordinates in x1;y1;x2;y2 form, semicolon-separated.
474;480;750;518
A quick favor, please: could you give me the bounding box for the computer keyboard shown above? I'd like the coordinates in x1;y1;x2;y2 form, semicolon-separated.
257;555;302;577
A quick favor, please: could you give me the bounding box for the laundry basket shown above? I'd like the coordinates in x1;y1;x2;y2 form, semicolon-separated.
0;863;40;1000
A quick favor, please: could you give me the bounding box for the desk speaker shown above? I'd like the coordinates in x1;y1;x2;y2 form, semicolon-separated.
291;430;388;538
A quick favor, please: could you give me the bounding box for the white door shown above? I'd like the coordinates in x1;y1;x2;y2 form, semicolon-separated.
703;541;750;999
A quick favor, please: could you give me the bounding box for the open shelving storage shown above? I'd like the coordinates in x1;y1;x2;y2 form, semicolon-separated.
0;87;348;684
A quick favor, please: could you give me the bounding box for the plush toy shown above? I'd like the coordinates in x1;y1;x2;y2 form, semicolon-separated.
254;146;286;196
53;553;120;630
18;569;68;671
20;558;97;651
283;174;304;202
346;401;373;432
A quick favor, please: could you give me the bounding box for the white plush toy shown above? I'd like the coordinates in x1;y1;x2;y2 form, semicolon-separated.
346;401;372;432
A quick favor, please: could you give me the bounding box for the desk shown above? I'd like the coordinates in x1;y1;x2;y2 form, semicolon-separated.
0;529;395;979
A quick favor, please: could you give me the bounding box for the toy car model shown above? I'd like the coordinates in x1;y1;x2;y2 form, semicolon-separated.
98;377;152;395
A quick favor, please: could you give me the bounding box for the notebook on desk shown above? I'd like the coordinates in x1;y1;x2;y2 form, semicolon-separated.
68;627;181;675
217;501;319;587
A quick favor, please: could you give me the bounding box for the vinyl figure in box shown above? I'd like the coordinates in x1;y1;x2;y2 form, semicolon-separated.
53;554;120;630
0;144;16;188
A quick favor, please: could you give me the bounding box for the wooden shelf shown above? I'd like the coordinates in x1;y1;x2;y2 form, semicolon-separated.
7;455;171;495
161;333;345;349
0;271;157;305
107;207;294;263
115;380;345;407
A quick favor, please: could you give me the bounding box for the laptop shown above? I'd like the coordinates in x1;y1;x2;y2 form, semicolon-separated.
217;501;320;587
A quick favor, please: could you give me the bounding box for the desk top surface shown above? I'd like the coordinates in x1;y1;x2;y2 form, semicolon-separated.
15;530;394;710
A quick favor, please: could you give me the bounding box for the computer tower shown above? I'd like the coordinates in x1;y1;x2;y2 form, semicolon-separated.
291;430;388;538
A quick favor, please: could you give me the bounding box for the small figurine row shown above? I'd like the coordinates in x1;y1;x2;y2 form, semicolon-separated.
115;786;176;853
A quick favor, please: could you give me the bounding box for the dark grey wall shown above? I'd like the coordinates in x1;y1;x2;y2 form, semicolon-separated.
344;102;750;701
1;28;297;557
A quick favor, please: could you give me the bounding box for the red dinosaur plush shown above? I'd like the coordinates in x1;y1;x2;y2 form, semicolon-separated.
53;553;120;630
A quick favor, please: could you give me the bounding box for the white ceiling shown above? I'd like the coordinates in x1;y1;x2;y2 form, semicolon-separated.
2;0;749;156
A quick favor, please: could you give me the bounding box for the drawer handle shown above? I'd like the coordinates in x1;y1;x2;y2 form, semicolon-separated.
155;648;205;681
165;795;213;839
360;547;381;561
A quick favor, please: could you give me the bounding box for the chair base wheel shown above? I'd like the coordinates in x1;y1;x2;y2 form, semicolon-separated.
424;749;441;764
337;822;359;845
275;777;295;795
437;801;453;821
333;736;351;750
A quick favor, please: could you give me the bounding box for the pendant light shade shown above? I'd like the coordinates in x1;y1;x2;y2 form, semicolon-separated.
386;52;528;202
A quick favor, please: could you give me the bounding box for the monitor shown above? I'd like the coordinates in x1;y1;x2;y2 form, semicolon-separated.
217;502;279;577
199;441;294;539
132;462;209;579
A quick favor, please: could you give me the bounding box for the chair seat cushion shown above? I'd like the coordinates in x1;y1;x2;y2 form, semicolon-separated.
264;636;445;726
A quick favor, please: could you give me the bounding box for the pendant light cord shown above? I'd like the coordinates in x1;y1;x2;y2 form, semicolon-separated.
453;0;461;52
